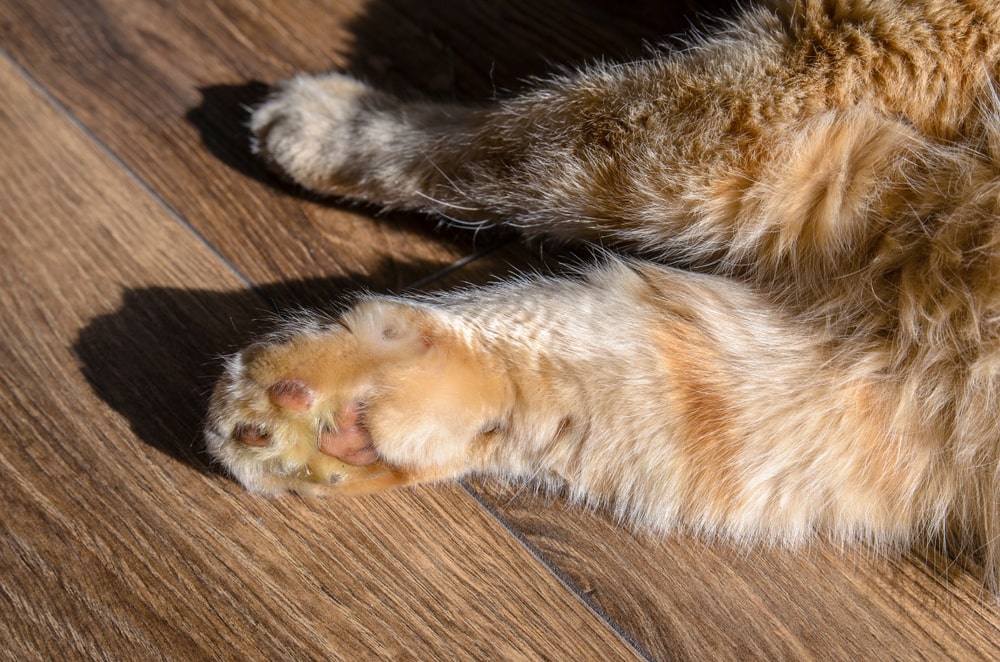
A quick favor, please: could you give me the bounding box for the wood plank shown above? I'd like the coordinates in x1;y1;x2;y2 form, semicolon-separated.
325;0;733;99
8;0;999;657
0;0;737;300
0;54;639;659
0;0;480;299
467;479;1000;661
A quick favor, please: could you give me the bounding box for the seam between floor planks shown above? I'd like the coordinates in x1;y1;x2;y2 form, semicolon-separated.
0;45;258;291
6;1;1000;655
0;45;648;658
461;481;659;661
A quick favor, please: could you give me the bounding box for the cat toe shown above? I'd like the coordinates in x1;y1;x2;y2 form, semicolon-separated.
267;378;314;411
233;423;271;447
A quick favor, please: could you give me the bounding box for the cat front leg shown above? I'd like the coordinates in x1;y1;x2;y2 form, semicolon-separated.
250;73;496;223
206;260;936;551
203;263;663;497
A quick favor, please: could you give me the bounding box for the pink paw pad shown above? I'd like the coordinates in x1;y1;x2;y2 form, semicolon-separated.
267;379;314;411
318;402;378;466
234;424;270;447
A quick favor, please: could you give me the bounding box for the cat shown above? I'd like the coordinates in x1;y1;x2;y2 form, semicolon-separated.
205;0;1000;593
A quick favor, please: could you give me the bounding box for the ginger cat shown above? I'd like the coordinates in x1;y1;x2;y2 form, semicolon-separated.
206;0;1000;592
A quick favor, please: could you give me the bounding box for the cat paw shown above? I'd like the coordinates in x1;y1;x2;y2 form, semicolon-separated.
250;73;386;191
205;300;513;496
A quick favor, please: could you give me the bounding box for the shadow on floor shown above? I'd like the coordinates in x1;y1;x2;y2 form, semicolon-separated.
73;257;457;473
339;0;744;100
185;0;742;200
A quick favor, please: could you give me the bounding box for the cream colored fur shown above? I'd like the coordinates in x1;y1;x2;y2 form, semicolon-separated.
206;0;1000;593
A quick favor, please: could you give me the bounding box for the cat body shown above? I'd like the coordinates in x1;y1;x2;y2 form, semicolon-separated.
206;0;1000;591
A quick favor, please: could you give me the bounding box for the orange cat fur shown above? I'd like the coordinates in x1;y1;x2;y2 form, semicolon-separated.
206;0;1000;591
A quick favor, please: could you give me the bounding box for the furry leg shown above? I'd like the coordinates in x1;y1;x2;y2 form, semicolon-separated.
207;259;946;548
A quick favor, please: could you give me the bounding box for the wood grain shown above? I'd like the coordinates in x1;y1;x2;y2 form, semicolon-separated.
4;0;1000;659
0;0;736;297
0;0;478;301
470;480;1000;660
0;54;639;659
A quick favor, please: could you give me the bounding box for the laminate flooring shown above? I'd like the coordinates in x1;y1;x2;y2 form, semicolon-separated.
1;1;998;659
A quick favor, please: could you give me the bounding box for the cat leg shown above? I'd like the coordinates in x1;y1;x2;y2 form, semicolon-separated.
249;58;917;278
206;260;946;550
252;9;804;249
250;63;798;251
249;1;993;268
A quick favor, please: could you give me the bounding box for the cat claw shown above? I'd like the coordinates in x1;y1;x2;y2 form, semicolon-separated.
233;423;270;447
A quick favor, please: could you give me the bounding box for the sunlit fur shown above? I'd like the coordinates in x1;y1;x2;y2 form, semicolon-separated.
207;0;1000;593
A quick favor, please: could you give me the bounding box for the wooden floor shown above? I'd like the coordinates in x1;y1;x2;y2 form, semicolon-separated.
2;0;1000;659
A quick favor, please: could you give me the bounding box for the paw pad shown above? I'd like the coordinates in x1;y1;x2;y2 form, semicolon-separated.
233;424;270;447
318;403;378;466
267;378;314;411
